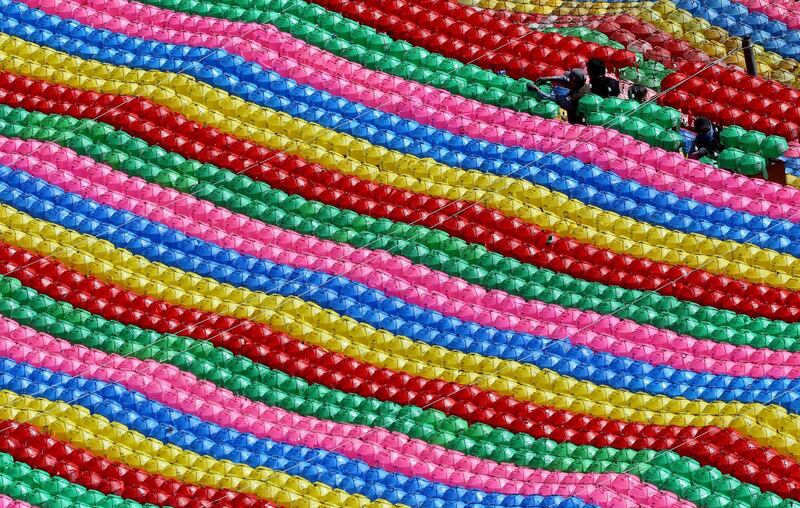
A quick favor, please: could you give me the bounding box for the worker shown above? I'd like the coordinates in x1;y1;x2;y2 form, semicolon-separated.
587;58;621;98
627;84;648;103
527;69;590;123
688;117;724;160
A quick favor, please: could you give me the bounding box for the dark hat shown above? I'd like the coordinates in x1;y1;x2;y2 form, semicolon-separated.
694;116;713;133
565;68;586;83
587;58;606;76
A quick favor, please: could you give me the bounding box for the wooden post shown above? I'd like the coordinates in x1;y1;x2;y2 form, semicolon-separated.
766;159;786;185
743;36;758;77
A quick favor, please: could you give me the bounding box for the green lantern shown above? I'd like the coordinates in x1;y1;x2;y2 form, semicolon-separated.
586;111;613;126
533;101;560;119
652;107;681;130
737;153;767;176
739;130;767;154
578;94;603;114
760;135;789;159
720;125;747;149
600;97;624;114
657;130;684;152
717;147;745;170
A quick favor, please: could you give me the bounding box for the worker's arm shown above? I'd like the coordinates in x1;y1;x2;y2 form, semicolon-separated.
688;142;710;160
526;81;556;99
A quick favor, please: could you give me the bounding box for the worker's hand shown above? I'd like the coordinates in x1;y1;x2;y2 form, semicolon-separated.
688;148;709;160
526;83;543;95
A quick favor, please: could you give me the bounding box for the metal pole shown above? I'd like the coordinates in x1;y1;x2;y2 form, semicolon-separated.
742;36;758;76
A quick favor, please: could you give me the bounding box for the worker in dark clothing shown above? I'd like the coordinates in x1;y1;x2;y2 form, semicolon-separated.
527;69;590;123
587;58;620;98
627;84;648;103
688;117;724;160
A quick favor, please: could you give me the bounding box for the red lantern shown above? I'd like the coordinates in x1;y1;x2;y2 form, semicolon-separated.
659;90;690;109
718;107;745;126
596;21;621;34
563;52;587;69
681;76;707;94
613;30;638;46
695;81;721;99
713;87;739;104
754;116;779;136
776;121;800;141
628;21;656;37
735;112;761;130
610;48;637;68
647;32;672;47
697;101;724;122
747;97;775;116
640;47;668;64
615;13;639;26
479;32;505;48
676;60;704;74
589;45;613;61
683;49;710;62
528;46;552;61
732;90;759;111
557;37;585;53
